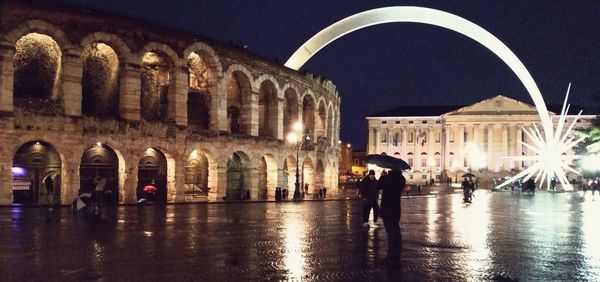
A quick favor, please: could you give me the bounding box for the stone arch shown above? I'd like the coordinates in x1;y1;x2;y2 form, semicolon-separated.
316;98;327;139
301;93;316;138
226;151;252;200
184;148;213;199
13;32;63;112
253;74;281;93
80;42;120;117
137;147;174;203
183;42;223;76
283;87;300;135
186;49;218;132
326;103;335;143
5;20;72;48
224;65;253;135
139;42;179;122
11;140;63;205
302;156;314;195
258;154;278;199
80;32;132;61
258;79;279;138
79;142;125;204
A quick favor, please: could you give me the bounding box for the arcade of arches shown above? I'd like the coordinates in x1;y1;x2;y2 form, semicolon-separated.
0;1;340;205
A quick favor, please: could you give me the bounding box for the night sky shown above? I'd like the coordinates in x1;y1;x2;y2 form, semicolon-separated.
55;0;600;150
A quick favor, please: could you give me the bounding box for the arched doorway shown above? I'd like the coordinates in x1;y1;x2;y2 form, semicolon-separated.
284;155;297;192
137;148;167;203
80;143;119;204
302;157;314;195
187;51;213;132
185;150;209;200
12;141;61;204
227;71;252;134
226;152;249;200
283;88;299;135
258;80;278;138
257;158;267;199
302;95;316;139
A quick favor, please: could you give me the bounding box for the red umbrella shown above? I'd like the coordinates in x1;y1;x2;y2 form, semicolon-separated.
143;185;157;193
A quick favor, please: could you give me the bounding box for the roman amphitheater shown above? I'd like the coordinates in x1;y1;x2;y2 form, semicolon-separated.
0;1;341;205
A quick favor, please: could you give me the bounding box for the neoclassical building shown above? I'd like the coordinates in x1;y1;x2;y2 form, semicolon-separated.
366;95;595;185
0;1;341;205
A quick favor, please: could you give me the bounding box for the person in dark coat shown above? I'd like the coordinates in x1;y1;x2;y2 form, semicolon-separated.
379;169;405;262
359;170;379;227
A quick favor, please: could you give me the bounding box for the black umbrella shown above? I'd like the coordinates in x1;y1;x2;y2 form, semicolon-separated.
363;154;411;170
462;172;476;178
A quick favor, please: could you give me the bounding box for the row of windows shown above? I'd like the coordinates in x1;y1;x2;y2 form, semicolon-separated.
380;132;442;144
381;120;442;125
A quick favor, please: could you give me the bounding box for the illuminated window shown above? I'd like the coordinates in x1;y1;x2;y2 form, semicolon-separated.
436;132;441;143
408;133;413;143
449;132;454;143
381;132;387;143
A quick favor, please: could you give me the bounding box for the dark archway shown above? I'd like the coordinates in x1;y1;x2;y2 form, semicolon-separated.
137;148;167;203
12;141;61;204
226;152;249;200
79;143;119;205
141;51;172;122
81;43;120;117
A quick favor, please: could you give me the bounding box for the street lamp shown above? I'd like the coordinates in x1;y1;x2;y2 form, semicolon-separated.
287;122;310;200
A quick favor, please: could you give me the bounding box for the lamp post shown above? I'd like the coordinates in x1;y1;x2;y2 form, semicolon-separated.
287;122;310;200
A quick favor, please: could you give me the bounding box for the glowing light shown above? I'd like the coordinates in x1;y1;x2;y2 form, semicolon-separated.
583;154;600;172
96;142;102;147
497;84;584;190
11;167;26;177
285;6;552;137
292;122;303;132
287;132;298;144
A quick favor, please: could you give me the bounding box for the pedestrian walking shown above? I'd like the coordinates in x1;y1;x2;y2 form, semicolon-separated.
359;170;379;227
323;187;327;198
94;175;107;205
378;169;405;262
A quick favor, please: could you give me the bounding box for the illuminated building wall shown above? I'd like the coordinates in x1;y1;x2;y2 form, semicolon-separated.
367;95;596;185
0;1;340;204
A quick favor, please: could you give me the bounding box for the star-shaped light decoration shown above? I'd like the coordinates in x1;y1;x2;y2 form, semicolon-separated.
497;84;586;190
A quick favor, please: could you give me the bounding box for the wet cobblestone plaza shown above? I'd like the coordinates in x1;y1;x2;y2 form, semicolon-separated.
2;190;600;281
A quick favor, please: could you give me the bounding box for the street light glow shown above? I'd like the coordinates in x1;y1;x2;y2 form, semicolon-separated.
287;132;298;144
293;122;303;132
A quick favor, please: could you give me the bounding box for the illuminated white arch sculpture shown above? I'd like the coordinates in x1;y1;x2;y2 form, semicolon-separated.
285;6;552;137
286;6;584;189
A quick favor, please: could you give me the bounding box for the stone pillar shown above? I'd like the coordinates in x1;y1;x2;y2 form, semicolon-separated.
0;142;12;205
458;126;465;168
0;44;15;114
275;97;284;140
246;167;259;200
214;78;228;132
517;126;524;170
61;50;83;117
121;155;139;204
373;127;380;154
212;166;228;201
119;63;142;122
444;127;451;169
247;91;259;136
387;127;392;153
169;65;189;127
173;157;186;202
401;127;407;157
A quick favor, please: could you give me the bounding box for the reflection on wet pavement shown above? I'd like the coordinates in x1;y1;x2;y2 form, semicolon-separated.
2;191;600;281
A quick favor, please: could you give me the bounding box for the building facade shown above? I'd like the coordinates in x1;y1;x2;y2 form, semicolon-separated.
366;95;595;186
0;1;341;205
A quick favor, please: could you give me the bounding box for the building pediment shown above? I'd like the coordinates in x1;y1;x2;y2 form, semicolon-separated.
444;95;539;116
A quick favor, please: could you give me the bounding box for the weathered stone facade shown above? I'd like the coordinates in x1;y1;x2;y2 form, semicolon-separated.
0;1;341;205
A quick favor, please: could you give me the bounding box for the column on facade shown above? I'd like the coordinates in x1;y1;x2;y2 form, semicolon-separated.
61;49;83;117
387;127;392;154
502;125;509;172
487;125;495;171
213;166;228;200
507;125;516;171
275;97;284;140
214;77;228;132
367;125;375;154
172;157;186;202
473;125;480;148
516;125;523;170
458;125;465;169
401;127;407;158
444;126;451;169
119;61;142;122
374;127;380;154
248;90;259;136
428;127;434;175
0;44;14;114
168;65;189;127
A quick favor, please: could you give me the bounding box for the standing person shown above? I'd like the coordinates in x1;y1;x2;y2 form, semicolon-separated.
323;187;327;198
379;169;405;262
461;178;472;203
44;173;54;204
359;170;379;227
94;175;107;206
